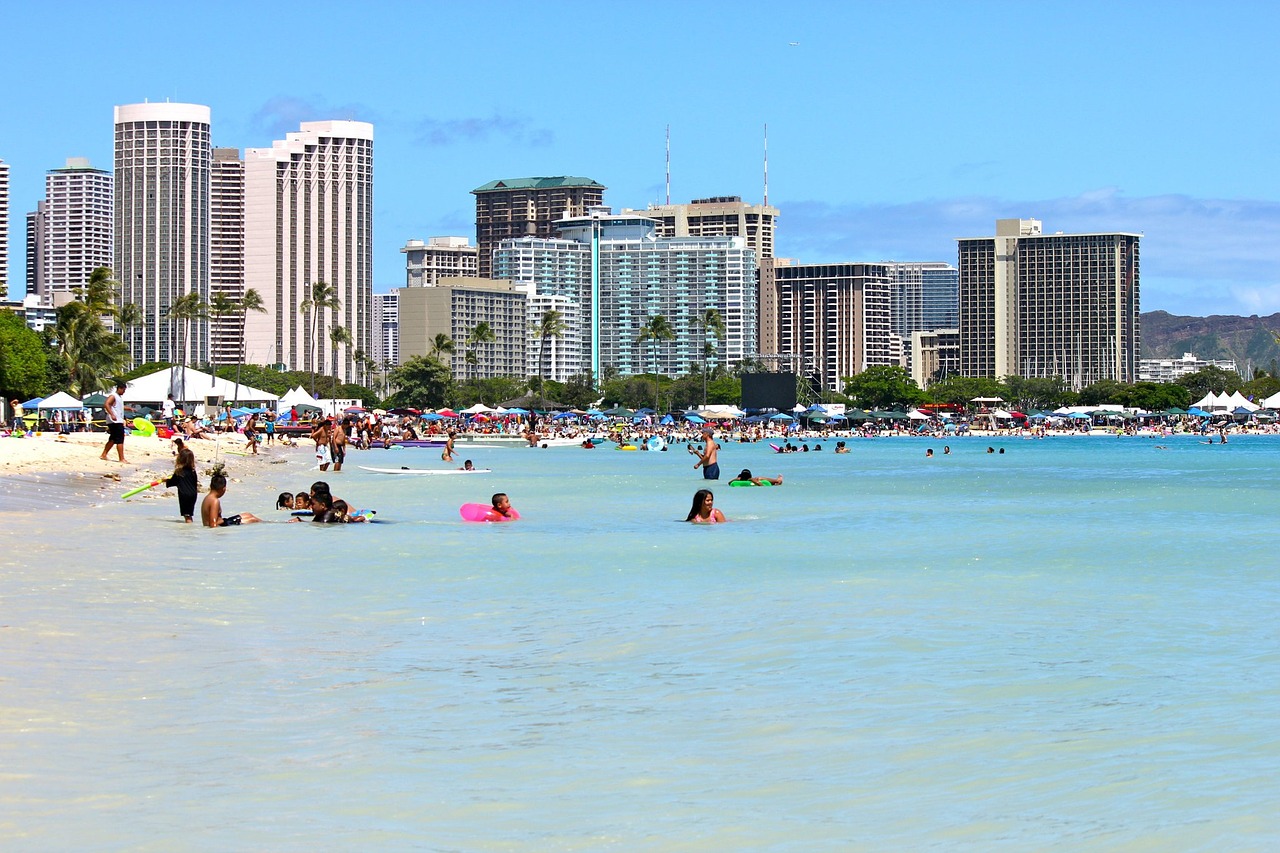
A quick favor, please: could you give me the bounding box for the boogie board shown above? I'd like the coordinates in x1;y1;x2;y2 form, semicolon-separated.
459;503;520;522
729;479;774;487
359;466;490;475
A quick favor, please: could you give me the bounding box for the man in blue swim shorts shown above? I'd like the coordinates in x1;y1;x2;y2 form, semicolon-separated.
690;428;720;480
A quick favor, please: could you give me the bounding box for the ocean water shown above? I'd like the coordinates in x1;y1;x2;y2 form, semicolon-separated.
3;435;1279;851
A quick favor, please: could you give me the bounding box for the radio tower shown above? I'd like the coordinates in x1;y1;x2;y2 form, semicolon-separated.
665;124;671;205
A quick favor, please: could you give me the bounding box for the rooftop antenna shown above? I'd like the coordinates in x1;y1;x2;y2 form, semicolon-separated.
665;124;671;205
763;123;769;207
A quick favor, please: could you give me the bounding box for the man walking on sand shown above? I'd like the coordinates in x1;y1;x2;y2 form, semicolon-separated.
100;381;129;463
689;427;720;480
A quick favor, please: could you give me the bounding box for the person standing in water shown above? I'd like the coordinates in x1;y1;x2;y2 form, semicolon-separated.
166;439;199;523
689;428;720;480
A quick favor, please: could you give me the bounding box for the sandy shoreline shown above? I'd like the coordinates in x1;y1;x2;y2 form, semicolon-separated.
0;431;307;512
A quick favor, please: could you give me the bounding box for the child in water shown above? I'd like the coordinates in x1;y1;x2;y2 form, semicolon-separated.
166;440;199;523
686;489;726;523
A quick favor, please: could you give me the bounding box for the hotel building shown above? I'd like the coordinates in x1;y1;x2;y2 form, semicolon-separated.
492;208;756;380
401;236;478;286
243;121;373;383
31;158;113;306
397;277;526;379
958;219;1140;387
626;196;779;356
472;176;605;278
0;159;9;298
113;102;212;366
773;263;895;393
209;148;245;366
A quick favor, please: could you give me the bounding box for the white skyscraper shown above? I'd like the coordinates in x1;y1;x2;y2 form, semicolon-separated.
243;121;373;383
0;159;10;299
210;148;246;367
113;102;212;366
38;158;113;306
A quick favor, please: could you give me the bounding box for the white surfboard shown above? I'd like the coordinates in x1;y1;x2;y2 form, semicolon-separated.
359;466;491;475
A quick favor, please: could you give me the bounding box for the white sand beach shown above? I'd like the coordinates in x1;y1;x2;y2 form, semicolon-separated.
0;431;303;511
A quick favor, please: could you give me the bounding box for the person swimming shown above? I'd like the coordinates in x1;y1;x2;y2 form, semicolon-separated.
729;468;783;486
276;491;294;510
686;488;726;523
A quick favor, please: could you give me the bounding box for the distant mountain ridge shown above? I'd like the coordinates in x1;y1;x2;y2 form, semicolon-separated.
1141;311;1280;374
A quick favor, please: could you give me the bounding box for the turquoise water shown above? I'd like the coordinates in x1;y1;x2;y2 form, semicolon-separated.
3;436;1279;850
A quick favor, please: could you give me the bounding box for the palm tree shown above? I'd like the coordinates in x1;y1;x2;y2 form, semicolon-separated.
535;308;566;386
234;289;266;405
208;293;238;369
692;308;726;408
429;333;456;365
54;302;129;396
352;349;369;389
299;281;341;398
329;324;353;385
466;322;495;381
637;314;675;414
165;292;208;405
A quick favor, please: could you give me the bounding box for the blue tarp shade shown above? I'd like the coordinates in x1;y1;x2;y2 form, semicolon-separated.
659;414;674;425
505;408;530;415
684;414;706;423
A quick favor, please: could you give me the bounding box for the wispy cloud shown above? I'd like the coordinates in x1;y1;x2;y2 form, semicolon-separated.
412;113;552;148
250;96;378;139
777;190;1280;316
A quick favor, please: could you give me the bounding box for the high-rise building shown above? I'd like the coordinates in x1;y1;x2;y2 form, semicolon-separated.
524;288;582;382
773;263;895;393
397;278;526;379
26;202;45;301
371;291;399;368
957;218;1140;388
883;261;958;340
209;148;245;367
494;208;757;380
34;158;114;307
472;176;605;278
0;158;10;299
243;121;373;383
628;196;779;357
113;102;212;366
400;237;478;286
881;261;958;377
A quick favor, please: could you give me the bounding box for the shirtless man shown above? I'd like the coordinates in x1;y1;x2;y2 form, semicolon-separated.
99;381;129;463
311;419;332;471
689;428;720;480
330;419;348;472
201;473;261;527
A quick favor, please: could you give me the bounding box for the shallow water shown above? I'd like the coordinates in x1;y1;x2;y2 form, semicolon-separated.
3;435;1279;850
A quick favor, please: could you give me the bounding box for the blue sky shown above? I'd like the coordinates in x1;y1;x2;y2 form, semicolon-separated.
3;0;1279;316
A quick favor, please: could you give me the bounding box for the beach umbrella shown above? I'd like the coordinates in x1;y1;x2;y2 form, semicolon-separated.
684;413;706;424
505;407;530;415
770;413;794;421
436;408;459;418
82;393;107;407
602;406;634;417
826;413;847;422
659;414;674;425
420;412;445;421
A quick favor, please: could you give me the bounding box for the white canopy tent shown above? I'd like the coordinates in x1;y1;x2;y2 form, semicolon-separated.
278;386;315;409
1223;391;1259;412
111;367;278;412
37;391;84;410
1261;390;1280;409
